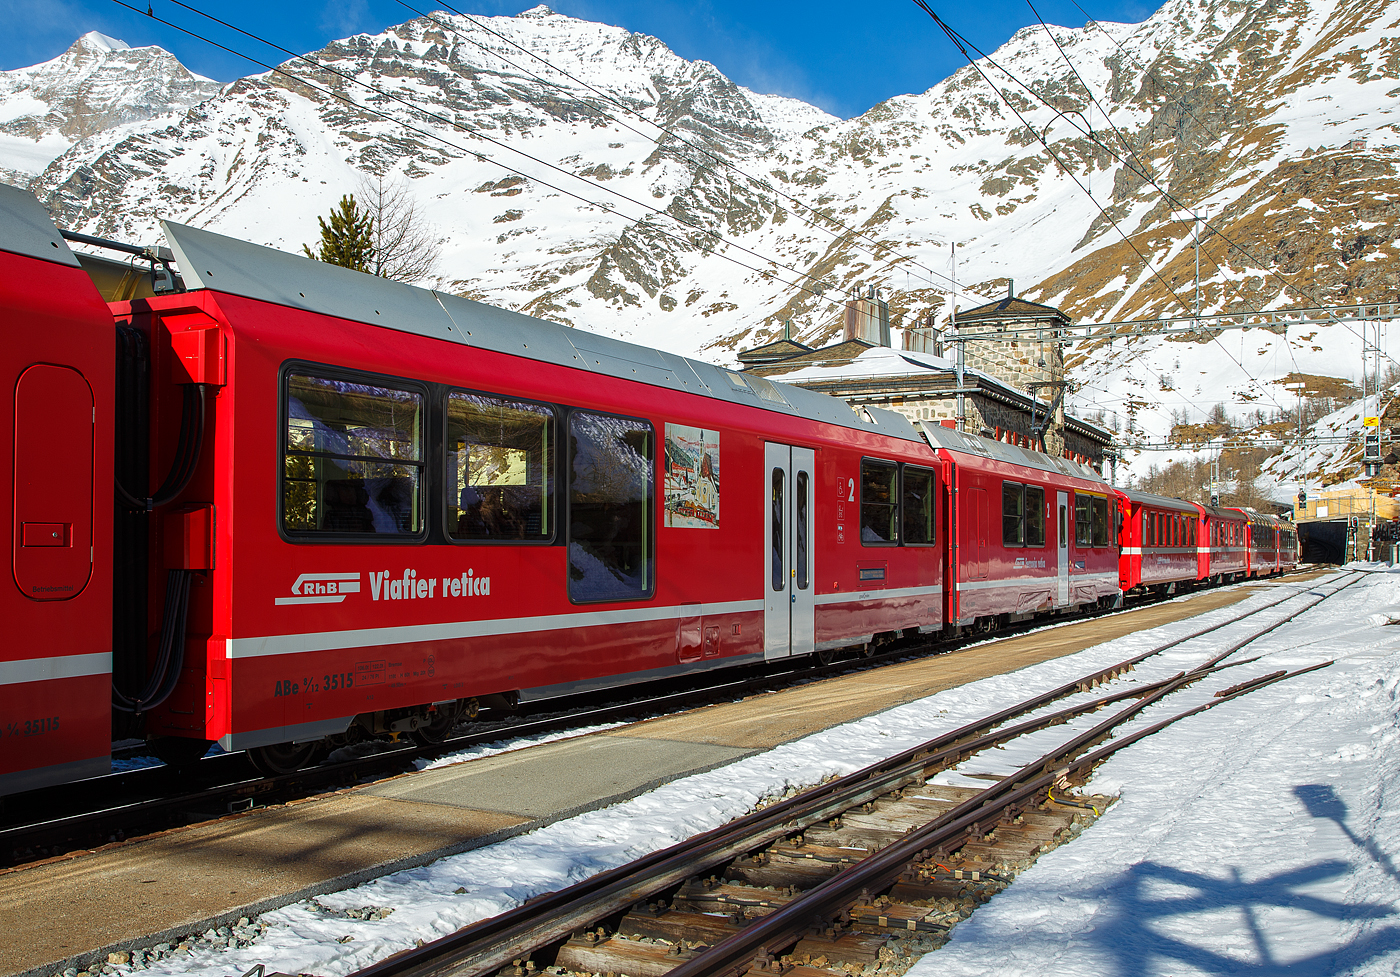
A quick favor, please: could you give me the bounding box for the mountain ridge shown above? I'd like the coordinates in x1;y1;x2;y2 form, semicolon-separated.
1;0;1395;489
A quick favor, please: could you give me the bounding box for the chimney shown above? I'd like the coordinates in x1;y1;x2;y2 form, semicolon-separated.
1007;279;1015;300
843;285;892;347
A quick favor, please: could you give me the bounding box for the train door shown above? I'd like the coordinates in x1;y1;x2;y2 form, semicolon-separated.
1056;491;1070;605
968;487;988;579
763;443;815;659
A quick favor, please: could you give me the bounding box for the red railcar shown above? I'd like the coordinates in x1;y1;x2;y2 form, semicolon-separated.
1118;490;1200;594
2;197;956;784
1202;504;1249;582
1236;508;1299;577
919;424;1121;631
0;187;116;795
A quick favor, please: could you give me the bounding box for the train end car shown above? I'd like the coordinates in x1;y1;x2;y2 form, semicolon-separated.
1118;490;1201;595
0;185;116;794
918;423;1120;633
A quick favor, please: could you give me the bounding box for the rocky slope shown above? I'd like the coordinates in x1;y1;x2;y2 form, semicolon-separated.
2;1;1396;486
0;31;220;186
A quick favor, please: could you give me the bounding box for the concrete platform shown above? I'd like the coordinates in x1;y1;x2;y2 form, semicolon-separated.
0;579;1309;977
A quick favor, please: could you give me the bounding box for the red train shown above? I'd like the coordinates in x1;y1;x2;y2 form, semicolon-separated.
0;186;1297;795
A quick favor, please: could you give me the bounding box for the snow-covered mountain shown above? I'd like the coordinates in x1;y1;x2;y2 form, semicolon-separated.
0;31;220;186
2;1;1396;488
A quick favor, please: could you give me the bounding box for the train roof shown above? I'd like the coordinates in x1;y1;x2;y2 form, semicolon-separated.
0;184;82;269
916;421;1111;486
156;219;924;444
1118;488;1200;513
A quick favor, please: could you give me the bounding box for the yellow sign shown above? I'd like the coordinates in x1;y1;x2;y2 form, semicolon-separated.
1364;416;1380;427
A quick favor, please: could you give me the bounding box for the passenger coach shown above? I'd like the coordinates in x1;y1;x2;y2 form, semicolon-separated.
920;424;1121;632
1119;489;1200;595
1;185;951;788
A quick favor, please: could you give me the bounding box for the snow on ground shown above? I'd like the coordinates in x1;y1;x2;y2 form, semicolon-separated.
118;567;1400;977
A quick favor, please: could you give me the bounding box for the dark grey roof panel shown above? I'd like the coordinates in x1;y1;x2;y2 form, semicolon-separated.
568;328;696;393
157;218;913;440
863;406;922;441
0;185;80;268
918;421;1111;485
433;291;586;371
161;220;463;346
1120;488;1198;512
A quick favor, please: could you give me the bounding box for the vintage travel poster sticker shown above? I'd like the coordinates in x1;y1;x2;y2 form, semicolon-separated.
664;424;720;528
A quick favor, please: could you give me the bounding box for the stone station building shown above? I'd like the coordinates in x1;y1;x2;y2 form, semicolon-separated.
739;289;1113;471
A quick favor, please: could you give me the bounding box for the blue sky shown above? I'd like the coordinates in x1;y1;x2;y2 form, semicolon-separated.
7;0;1158;118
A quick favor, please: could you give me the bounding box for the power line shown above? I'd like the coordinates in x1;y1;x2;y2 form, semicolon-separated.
398;0;995;309
915;2;1297;422
120;0;863;322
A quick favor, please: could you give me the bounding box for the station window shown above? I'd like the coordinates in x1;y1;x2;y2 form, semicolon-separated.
447;391;554;542
1002;481;1025;546
282;369;425;538
860;459;898;545
902;466;935;546
1025;485;1046;547
567;411;654;602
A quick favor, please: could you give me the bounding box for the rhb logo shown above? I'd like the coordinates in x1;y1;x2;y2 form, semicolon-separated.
275;572;361;606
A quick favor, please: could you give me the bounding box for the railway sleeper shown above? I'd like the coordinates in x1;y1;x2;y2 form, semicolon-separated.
554;932;704;977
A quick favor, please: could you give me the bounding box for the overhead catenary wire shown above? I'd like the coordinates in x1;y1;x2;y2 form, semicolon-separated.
393;0;995;309
914;1;1304;428
121;0;860;321
1021;0;1305;415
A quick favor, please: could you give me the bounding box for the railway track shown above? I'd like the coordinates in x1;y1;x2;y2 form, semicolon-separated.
343;569;1359;977
0;567;1329;869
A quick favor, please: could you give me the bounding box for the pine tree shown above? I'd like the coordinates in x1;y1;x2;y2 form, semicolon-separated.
303;194;373;272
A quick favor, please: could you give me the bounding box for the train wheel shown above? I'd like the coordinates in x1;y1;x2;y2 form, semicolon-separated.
248;741;322;776
412;701;466;746
814;649;837;666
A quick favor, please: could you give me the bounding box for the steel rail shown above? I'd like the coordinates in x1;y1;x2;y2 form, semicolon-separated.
349;571;1357;977
663;661;1334;977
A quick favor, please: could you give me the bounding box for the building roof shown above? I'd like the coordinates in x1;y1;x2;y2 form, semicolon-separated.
955;295;1070;325
735;337;813;365
763;346;1115;446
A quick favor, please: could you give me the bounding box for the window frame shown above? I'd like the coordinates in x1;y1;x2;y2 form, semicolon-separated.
1002;480;1025;547
859;457;899;547
1075;493;1094;547
564;408;657;604
278;361;430;545
900;464;937;547
443;386;559;546
1024;484;1046;548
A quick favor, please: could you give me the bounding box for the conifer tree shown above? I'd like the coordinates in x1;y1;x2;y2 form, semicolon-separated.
302;194;373;272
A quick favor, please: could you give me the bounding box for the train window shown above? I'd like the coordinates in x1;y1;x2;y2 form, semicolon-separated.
860;460;898;545
567;411;654;602
1075;494;1092;546
1025;485;1046;547
902;466;935;546
1002;481;1025;546
282;370;424;538
1189;519;1197;546
771;468;784;591
446;392;554;542
796;471;809;589
1092;497;1110;547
